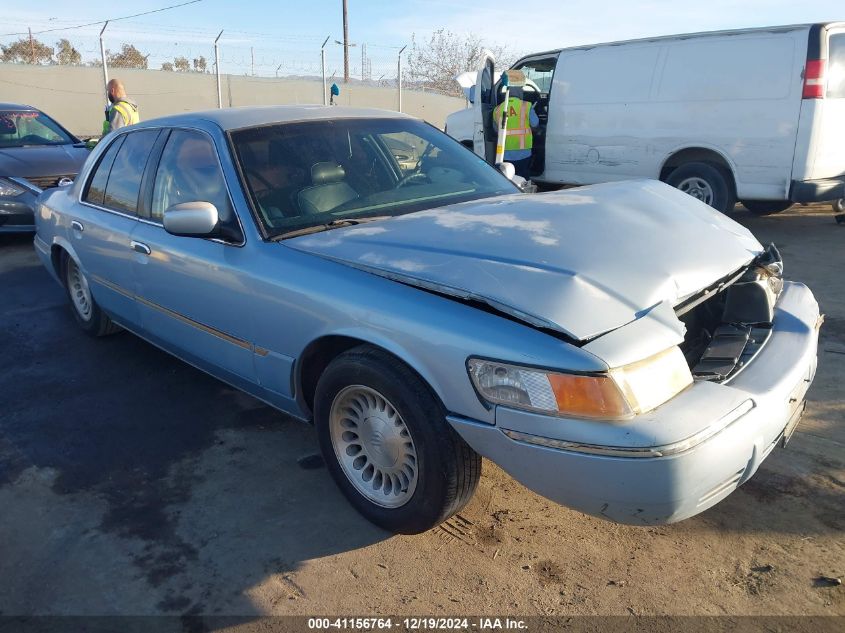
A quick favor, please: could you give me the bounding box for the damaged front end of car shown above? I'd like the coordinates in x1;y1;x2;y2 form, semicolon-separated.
677;243;785;383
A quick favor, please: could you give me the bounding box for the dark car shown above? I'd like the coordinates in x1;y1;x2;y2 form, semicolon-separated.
0;104;90;233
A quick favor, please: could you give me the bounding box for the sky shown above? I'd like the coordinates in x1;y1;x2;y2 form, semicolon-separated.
2;0;842;78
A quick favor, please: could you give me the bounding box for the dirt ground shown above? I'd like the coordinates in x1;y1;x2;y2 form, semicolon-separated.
0;203;843;619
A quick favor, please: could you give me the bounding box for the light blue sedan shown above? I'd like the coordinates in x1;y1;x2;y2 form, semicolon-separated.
34;106;821;533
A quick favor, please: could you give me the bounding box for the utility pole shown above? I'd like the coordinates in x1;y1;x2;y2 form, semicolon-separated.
250;46;255;76
361;43;366;81
342;0;349;83
28;28;35;64
214;30;224;108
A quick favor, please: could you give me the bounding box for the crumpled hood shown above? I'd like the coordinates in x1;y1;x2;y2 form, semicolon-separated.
287;180;763;341
0;144;88;180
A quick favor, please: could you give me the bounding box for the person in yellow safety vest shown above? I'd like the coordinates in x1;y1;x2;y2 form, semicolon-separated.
492;81;539;179
102;78;140;136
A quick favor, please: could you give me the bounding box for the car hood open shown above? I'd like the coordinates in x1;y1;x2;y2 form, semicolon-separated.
286;180;763;341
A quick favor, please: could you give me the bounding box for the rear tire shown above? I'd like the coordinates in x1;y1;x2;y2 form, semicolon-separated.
666;162;736;213
834;198;845;214
742;200;793;215
314;346;480;534
62;253;121;337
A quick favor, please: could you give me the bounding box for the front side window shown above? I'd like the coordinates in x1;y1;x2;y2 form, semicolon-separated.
151;130;235;223
231;118;516;238
514;56;558;94
0;110;75;148
101;130;159;214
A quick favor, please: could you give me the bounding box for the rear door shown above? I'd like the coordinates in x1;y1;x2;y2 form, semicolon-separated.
73;129;160;326
472;52;496;162
793;24;845;184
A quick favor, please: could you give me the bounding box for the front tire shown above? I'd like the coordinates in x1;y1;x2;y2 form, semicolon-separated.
62;253;121;337
742;200;792;215
314;346;480;534
666;162;736;213
834;198;845;215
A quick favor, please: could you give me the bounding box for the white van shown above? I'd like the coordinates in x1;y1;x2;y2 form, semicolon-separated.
445;23;845;214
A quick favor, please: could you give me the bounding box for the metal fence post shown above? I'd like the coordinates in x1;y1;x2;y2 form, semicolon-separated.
214;30;224;109
99;21;109;100
321;36;330;105
397;45;407;112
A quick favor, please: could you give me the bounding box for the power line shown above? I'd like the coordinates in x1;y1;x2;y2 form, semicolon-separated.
0;1;205;38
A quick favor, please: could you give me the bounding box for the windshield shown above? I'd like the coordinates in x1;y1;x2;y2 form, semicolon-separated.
0;110;76;148
231;118;517;238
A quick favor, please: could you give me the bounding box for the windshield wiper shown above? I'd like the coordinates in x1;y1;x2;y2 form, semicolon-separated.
272;215;390;240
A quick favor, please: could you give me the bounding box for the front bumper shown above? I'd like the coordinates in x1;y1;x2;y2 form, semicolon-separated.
448;281;821;525
0;188;38;233
790;176;845;203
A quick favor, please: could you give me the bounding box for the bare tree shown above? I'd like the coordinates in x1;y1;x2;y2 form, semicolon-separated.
406;29;518;97
192;55;207;73
1;37;54;65
173;56;190;72
107;43;149;69
55;39;81;65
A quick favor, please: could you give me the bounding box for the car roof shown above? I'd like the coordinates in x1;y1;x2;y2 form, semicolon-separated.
133;105;414;133
0;103;38;111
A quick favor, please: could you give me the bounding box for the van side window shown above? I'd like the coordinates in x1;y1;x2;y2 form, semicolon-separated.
83;136;125;206
829;34;845;99
514;57;558;94
102;130;159;214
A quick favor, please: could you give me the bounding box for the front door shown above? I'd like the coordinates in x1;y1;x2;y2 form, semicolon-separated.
473;52;496;163
130;128;256;384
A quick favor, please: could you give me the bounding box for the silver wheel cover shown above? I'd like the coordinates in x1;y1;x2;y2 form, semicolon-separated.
67;259;93;322
329;385;418;508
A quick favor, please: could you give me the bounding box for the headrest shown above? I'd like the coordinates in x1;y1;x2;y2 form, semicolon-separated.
311;162;345;185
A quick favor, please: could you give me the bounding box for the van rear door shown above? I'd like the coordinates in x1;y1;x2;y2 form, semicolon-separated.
791;23;845;201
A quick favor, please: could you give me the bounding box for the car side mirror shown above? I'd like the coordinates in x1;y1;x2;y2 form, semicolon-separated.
163;201;219;237
468;85;476;104
498;162;516;180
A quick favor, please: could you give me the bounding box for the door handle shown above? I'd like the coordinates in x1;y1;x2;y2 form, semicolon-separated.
71;220;84;232
130;240;151;255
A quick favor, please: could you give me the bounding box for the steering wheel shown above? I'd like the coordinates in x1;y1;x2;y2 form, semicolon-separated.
18;134;48;145
396;172;429;188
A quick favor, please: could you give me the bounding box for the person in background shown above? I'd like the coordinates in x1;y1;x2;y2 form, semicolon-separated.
102;79;139;135
492;70;539;179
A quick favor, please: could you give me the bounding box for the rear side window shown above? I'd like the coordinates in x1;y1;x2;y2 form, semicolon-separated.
83;136;125;206
828;33;845;99
101;130;159;214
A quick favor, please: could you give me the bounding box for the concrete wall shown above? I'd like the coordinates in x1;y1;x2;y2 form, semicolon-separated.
0;63;464;136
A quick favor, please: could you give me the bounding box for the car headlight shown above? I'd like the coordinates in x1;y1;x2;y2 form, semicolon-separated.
467;346;693;420
0;177;26;197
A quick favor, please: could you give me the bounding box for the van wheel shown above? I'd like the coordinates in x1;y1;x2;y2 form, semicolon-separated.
834;198;845;214
667;162;736;213
314;346;481;534
62;252;121;337
742;200;792;215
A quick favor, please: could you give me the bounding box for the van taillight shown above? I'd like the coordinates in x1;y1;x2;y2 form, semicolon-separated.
803;59;826;99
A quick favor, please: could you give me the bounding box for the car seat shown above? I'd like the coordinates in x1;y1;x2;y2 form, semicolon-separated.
296;162;358;215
